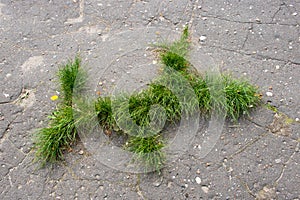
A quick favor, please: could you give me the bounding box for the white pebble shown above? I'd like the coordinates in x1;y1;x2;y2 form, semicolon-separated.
199;35;207;41
275;158;281;164
275;65;280;70
195;177;202;184
79;150;84;155
295;118;299;122
201;186;209;193
292;12;298;16
266;92;273;97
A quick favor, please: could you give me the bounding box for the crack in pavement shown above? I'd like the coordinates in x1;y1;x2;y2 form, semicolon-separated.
0;88;23;105
65;0;85;24
241;23;252;50
200;14;300;27
201;44;300;66
271;3;284;23
188;0;199;28
274;142;299;186
0;112;22;142
228;132;269;159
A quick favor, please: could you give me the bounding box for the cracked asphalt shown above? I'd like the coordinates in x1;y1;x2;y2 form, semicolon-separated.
0;0;299;199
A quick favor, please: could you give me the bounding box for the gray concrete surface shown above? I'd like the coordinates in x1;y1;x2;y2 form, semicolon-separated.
0;0;299;199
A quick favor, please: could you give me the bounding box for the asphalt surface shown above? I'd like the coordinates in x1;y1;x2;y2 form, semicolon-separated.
0;0;299;199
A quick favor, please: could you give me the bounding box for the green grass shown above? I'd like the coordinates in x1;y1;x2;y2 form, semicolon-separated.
35;28;262;172
157;26;190;58
93;27;261;171
223;75;261;121
155;29;261;121
264;103;278;113
34;57;86;165
57;57;86;105
34;105;76;164
95;96;116;130
125;135;165;173
161;51;190;71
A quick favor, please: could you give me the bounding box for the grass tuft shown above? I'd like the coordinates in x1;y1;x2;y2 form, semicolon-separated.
125;135;165;173
34;57;86;165
161;51;189;72
222;75;261;121
34;106;76;165
95;96;116;130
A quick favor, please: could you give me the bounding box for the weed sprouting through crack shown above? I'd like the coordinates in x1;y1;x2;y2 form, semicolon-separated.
34;28;261;172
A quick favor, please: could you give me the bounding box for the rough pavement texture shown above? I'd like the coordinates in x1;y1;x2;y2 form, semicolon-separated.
0;0;299;199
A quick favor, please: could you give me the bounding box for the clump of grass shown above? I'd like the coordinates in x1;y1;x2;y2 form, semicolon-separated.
57;57;86;105
161;51;189;71
146;84;181;123
156;28;261;120
34;57;86;165
125;135;165;173
95;96;116;130
222;75;261;121
34;106;76;164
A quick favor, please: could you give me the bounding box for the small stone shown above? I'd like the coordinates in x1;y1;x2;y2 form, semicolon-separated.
292;12;298;16
152;60;157;64
195;177;201;184
153;177;163;187
111;79;115;83
275;158;281;164
99;81;103;86
199;35;207;41
295;118;299;122
196;169;201;174
275;65;280;70
153;181;162;187
6;73;11;78
79;150;84;155
201;186;209;193
266;92;273;97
